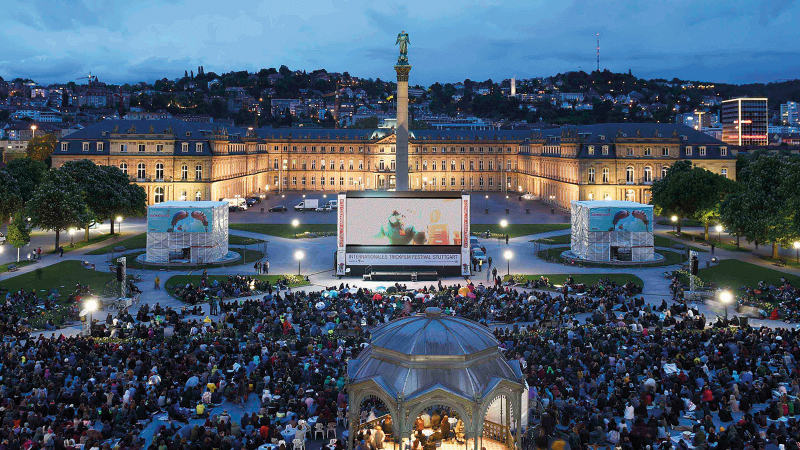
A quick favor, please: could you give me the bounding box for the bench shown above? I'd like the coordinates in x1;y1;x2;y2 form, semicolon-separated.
7;264;18;272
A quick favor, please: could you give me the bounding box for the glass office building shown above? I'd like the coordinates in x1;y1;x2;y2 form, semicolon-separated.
721;98;768;146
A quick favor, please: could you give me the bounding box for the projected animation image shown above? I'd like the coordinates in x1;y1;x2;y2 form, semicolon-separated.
347;198;461;246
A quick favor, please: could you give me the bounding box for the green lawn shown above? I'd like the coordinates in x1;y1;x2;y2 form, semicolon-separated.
165;274;308;300
504;273;645;289
695;259;800;290
47;233;117;254
85;233;264;255
538;247;686;267
0;260;37;274
230;223;335;238
533;233;702;251
124;248;265;270
758;255;800;270
0;260;117;297
472;223;570;238
667;231;748;253
656;218;702;227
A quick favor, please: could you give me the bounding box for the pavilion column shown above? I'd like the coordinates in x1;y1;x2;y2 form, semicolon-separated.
514;393;522;450
505;397;511;450
348;400;358;450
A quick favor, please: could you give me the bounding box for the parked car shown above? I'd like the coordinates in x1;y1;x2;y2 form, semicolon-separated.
229;205;244;212
246;197;260;207
469;236;480;246
472;250;488;263
0;232;5;244
315;205;332;212
269;205;287;212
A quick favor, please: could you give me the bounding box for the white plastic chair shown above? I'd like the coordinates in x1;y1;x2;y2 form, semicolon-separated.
327;423;337;439
315;423;325;440
293;438;306;450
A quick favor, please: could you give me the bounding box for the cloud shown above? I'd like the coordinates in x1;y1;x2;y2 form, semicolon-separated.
0;0;798;85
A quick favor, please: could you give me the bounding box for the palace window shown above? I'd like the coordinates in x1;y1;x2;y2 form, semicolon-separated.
155;163;164;181
181;143;188;153
699;146;706;156
588;167;595;183
479;160;484;170
588;146;594;155
602;167;609;183
469;161;474;170
61;142;68;152
339;160;344;170
644;166;652;183
460;177;465;187
685;146;692;156
358;161;363;170
196;165;203;181
156;144;164;152
292;176;297;185
119;163;128;175
423;160;428;170
602;146;609;155
301;176;306;185
489;161;494;171
662;147;669;156
195;143;203;153
154;187;164;204
451;160;456;171
460;161;465;171
721;168;728;178
138;144;146;152
311;160;316;170
137;163;146;179
181;165;188;181
720;147;728;157
195;191;202;201
97;142;104;151
661;166;668;178
628;147;635;156
451;177;456;186
349;160;354;170
626;166;635;183
291;159;297;169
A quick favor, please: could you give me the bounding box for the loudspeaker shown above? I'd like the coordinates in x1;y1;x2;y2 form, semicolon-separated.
739;316;749;328
690;256;699;276
116;265;123;282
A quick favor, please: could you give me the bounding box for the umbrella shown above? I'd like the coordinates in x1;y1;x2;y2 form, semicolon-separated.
467;292;477;299
322;291;332;298
375;286;387;293
184;376;199;389
458;287;469;296
315;301;326;310
414;293;426;299
349;288;359;294
372;294;382;301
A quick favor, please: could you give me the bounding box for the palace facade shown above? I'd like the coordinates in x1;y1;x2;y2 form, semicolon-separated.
52;120;736;208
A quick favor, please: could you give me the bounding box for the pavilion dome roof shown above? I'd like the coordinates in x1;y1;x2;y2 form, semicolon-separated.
347;307;523;401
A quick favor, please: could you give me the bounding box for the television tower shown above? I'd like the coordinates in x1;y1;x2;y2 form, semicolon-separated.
596;32;600;72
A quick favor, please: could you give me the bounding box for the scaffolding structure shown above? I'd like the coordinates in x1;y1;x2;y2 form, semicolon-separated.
570;200;655;262
145;201;229;264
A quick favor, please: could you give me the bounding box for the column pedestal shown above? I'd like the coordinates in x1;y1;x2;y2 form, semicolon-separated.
394;64;411;191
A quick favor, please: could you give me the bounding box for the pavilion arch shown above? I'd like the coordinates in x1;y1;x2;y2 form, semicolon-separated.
347;308;526;450
476;385;525;450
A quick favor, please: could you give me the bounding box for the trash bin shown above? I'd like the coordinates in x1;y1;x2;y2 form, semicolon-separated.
550;208;555;214
526;208;530;214
518;196;522;201
706;260;710;268
505;209;509;214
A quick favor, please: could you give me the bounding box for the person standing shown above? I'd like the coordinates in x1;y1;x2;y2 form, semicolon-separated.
154;275;160;290
505;234;509;245
488;256;492;268
254;261;260;274
58;246;63;257
265;260;269;274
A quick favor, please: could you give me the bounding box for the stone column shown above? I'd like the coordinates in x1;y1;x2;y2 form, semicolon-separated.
394;64;411;191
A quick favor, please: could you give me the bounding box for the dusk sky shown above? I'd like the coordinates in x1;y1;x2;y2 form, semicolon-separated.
2;0;799;86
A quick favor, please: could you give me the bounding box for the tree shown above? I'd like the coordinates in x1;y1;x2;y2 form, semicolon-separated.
650;160;733;236
6;212;31;262
5;157;47;203
99;165;147;234
0;170;22;221
720;153;797;258
26;134;57;164
26;170;91;250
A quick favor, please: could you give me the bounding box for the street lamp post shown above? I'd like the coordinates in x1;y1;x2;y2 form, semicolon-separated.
116;216;123;234
500;219;508;243
84;298;98;335
671;215;677;233
292;219;300;238
69;228;75;247
794;241;800;264
504;250;513;276
719;290;733;322
30;124;37;140
715;224;723;243
295;250;305;276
